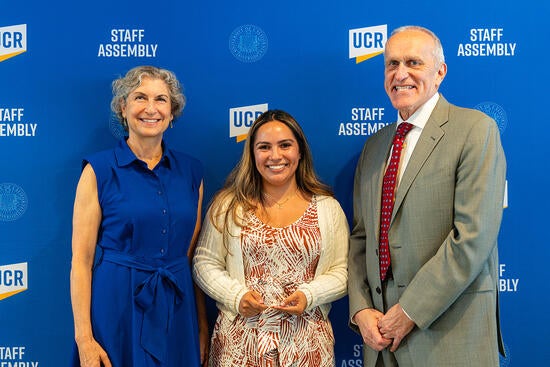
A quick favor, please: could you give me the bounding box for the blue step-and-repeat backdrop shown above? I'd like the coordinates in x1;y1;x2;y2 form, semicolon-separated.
1;0;548;365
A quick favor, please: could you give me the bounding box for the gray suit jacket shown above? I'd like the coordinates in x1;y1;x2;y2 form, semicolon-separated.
348;95;506;367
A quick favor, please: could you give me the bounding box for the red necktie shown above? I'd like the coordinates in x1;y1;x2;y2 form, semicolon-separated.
379;122;414;281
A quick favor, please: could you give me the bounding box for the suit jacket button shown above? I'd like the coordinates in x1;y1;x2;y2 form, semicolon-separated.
376;286;381;294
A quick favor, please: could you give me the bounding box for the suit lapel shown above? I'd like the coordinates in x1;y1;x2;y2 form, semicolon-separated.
392;96;450;222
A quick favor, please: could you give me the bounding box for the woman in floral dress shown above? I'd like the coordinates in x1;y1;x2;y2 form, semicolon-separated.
193;110;349;367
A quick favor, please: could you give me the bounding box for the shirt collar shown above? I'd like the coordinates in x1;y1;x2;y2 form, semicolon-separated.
396;93;440;129
114;138;172;168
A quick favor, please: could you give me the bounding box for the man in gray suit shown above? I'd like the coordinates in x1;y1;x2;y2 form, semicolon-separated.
348;25;506;366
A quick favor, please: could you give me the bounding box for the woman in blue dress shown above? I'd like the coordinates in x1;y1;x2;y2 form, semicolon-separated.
70;66;207;367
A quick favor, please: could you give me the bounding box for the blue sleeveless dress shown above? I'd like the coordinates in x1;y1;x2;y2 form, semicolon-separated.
71;138;203;367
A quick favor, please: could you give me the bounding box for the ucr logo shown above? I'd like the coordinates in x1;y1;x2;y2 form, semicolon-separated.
229;103;268;142
349;24;387;64
0;262;28;301
0;24;27;62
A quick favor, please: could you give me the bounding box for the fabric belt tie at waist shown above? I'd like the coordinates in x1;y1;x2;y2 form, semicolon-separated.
101;249;187;363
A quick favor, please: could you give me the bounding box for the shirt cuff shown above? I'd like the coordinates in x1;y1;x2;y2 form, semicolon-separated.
401;304;413;321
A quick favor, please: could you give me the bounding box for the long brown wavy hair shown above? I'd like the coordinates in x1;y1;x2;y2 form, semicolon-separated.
209;109;333;243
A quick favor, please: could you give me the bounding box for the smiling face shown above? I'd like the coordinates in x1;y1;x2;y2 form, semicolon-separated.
253;120;301;191
121;76;173;140
384;29;447;120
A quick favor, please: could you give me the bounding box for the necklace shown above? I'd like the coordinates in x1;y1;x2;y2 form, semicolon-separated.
263;189;298;209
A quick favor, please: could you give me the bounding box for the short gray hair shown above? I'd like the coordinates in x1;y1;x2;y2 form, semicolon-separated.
390;25;445;65
111;65;186;130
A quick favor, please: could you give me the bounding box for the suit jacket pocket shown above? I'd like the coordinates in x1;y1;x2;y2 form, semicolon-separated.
463;266;494;293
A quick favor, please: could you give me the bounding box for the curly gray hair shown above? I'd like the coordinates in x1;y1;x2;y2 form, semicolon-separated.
111;65;186;130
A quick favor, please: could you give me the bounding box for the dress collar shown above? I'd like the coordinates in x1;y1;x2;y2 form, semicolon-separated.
114;138;171;168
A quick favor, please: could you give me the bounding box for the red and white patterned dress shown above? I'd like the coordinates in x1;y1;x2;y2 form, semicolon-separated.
209;197;335;367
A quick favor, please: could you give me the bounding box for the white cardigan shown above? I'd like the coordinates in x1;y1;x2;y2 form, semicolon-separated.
193;195;349;320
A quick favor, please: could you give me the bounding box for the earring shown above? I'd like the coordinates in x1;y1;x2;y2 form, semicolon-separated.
170;120;174;129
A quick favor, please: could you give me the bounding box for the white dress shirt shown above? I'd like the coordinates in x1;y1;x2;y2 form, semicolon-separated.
392;93;440;185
